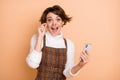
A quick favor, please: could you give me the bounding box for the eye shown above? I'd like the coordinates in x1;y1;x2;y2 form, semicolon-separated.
47;19;52;22
56;18;61;22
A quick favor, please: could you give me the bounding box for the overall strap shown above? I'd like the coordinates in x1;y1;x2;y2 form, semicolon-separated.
43;35;46;46
63;38;67;49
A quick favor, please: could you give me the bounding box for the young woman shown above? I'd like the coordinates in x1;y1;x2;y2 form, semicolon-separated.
26;5;89;80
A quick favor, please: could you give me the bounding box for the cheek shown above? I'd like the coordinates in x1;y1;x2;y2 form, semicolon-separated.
47;26;51;29
46;23;51;27
59;23;64;27
47;22;52;26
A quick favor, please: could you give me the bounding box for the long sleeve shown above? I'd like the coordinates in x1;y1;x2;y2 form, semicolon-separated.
26;32;80;77
63;39;80;78
26;34;43;69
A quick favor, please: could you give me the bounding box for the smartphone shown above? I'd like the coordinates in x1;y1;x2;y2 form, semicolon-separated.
80;43;91;62
83;43;92;52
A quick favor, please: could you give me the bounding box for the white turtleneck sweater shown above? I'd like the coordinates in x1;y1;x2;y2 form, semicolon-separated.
26;32;80;78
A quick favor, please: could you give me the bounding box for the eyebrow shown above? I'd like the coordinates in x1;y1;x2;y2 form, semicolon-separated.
46;16;61;19
46;17;52;19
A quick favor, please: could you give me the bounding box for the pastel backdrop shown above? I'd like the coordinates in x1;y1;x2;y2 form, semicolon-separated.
0;0;120;80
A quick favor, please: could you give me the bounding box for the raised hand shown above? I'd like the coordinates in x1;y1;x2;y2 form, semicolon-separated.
38;23;47;38
71;50;90;74
34;23;47;52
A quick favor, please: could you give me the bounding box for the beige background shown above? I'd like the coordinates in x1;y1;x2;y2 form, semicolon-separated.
0;0;120;80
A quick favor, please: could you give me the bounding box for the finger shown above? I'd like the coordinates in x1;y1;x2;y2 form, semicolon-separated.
43;23;47;27
85;50;89;55
80;54;87;62
42;23;47;28
82;50;89;56
38;27;43;32
83;51;89;60
80;55;89;63
80;57;83;62
42;23;47;31
80;52;89;62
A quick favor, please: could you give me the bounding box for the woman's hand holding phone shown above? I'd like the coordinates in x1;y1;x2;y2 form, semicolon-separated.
79;44;91;67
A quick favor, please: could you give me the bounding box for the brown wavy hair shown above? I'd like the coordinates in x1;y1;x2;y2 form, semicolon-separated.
39;5;72;25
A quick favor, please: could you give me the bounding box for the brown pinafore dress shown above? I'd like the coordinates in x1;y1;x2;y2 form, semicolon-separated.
35;36;67;80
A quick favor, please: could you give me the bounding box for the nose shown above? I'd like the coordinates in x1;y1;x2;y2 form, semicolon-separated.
52;20;57;26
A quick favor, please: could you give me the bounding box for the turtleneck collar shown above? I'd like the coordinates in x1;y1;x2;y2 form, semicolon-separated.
45;31;63;39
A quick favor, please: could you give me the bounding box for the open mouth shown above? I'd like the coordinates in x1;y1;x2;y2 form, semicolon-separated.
51;27;58;32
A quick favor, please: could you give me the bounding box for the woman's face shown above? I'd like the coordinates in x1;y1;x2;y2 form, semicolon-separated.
46;12;64;36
